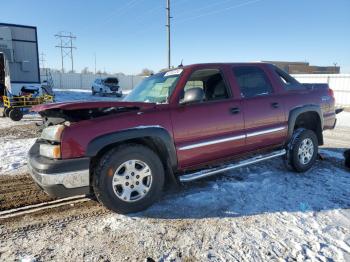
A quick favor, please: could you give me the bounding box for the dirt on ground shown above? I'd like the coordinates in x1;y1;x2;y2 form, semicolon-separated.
0;123;40;139
0;174;55;211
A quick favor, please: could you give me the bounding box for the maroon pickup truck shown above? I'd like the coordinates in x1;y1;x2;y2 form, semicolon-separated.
28;63;337;213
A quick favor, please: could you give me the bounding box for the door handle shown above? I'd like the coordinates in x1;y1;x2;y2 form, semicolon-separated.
230;107;240;114
271;102;279;108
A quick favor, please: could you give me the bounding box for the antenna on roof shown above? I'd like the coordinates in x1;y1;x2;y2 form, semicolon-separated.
178;59;183;68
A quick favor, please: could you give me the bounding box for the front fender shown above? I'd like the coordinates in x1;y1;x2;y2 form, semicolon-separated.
86;126;178;169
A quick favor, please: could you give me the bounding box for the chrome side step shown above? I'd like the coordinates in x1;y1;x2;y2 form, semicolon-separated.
179;149;286;182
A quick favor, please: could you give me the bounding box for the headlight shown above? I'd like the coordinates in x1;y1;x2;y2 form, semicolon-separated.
41;125;65;142
40;144;61;159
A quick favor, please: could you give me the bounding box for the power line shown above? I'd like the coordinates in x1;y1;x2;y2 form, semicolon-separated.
174;0;236;19
80;0;143;34
175;0;262;24
55;32;77;73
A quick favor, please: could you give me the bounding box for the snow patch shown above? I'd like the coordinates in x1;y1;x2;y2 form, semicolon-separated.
336;111;350;128
0;138;36;175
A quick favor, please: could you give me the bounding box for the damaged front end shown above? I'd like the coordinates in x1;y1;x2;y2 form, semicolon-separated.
32;101;155;126
27;100;156;198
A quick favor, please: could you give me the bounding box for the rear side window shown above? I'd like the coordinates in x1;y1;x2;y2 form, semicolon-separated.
274;67;302;89
233;66;273;98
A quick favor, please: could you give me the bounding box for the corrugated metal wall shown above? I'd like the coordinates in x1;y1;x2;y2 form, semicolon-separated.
51;72;145;91
292;74;350;106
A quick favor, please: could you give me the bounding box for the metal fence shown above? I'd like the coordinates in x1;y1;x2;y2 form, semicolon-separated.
50;72;145;91
292;74;350;107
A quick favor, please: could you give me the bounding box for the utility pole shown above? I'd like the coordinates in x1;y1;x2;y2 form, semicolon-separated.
94;53;97;75
69;32;74;72
55;32;77;73
39;52;46;69
166;0;172;69
333;62;338;74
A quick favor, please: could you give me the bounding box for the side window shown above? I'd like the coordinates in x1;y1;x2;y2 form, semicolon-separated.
233;66;273;98
181;69;230;102
275;67;302;89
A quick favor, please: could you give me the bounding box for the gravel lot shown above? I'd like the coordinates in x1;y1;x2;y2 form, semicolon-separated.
0;90;349;261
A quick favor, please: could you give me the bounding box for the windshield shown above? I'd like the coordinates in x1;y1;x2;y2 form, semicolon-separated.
124;70;182;103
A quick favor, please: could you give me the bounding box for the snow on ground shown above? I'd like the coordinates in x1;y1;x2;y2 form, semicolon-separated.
2;149;349;261
0;137;36;175
337;111;350;128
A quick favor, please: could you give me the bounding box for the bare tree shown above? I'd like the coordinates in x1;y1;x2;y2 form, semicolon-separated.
81;67;92;74
138;68;154;76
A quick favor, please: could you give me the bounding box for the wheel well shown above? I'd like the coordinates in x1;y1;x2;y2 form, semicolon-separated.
294;111;323;145
89;137;177;187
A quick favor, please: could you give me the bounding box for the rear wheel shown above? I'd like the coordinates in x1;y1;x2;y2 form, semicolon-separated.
287;128;318;172
93;144;164;214
4;107;11;117
9;108;23;121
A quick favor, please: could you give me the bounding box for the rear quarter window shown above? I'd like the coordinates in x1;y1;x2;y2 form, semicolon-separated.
274;67;303;90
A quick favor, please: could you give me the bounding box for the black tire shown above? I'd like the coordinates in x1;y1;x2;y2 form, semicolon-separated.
287;128;318;172
4;107;11;117
9;108;23;121
93;144;165;214
116;93;123;98
92;87;96;96
344;149;350;169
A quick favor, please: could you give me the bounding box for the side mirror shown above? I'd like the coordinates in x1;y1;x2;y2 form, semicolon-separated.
182;87;205;104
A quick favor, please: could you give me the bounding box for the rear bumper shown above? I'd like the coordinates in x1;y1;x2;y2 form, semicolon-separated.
104;86;122;94
28;141;91;198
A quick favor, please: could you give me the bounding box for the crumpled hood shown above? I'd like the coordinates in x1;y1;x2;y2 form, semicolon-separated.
32;100;156;112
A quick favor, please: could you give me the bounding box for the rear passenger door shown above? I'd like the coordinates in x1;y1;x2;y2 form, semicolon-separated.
232;65;286;151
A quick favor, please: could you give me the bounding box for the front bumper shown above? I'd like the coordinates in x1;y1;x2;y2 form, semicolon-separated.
28;141;91;198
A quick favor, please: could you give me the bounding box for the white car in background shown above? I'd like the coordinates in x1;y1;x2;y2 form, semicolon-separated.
92;77;122;97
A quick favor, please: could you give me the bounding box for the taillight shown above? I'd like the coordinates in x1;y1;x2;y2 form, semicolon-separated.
328;88;334;98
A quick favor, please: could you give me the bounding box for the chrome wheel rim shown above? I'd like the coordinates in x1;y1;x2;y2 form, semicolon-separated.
112;160;152;202
298;138;314;165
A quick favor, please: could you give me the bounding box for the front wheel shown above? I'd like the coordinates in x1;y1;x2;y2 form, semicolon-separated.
287;128;318;172
9;108;23;121
93;144;164;214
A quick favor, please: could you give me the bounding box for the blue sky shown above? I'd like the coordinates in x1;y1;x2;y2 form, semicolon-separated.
1;0;349;74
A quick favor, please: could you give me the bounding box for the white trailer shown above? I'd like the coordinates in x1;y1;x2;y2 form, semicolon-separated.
0;23;41;96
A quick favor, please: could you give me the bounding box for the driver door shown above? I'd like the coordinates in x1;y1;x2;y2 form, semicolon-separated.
170;66;245;169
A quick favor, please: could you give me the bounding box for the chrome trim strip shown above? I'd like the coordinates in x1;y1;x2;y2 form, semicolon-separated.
178;126;286;151
180;149;286;182
179;134;245;151
246;126;286;138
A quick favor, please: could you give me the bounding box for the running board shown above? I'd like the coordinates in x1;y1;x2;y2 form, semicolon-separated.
179;149;286;182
